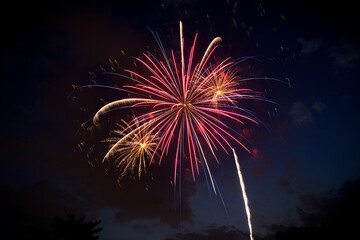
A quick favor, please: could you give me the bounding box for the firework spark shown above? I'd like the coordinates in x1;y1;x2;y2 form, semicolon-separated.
91;21;268;193
233;148;253;240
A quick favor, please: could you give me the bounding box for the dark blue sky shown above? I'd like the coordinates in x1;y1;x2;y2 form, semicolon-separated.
1;0;359;239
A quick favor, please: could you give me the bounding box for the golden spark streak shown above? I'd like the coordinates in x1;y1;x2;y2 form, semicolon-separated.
233;148;254;240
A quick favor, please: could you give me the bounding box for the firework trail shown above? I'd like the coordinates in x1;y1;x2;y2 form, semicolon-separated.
233;148;254;240
89;21;269;194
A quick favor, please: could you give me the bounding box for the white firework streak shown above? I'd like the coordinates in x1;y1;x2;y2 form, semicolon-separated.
232;148;254;240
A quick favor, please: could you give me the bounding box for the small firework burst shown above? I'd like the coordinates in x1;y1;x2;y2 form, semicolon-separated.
103;117;158;179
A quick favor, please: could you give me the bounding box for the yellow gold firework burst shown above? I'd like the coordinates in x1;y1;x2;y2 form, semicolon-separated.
103;116;158;179
207;67;240;105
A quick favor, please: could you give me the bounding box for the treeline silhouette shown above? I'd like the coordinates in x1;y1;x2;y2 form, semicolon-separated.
52;214;102;240
274;179;360;240
2;214;103;240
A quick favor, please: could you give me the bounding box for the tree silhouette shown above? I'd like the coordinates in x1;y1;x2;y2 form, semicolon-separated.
275;179;360;240
52;214;102;240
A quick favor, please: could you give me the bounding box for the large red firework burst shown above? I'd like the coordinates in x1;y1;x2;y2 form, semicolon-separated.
88;22;271;193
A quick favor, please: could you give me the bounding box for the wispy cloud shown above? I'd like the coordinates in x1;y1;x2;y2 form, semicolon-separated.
289;101;313;126
329;42;360;71
298;37;360;73
297;37;323;56
312;101;326;114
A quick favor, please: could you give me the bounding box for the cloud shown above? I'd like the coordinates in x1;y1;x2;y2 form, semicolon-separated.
297;37;360;73
329;42;360;71
266;224;288;234
289;101;326;126
297;37;323;56
274;178;292;194
289;101;326;127
251;149;274;178
289;101;313;126
285;157;300;172
110;164;197;227
52;148;196;227
311;101;326;113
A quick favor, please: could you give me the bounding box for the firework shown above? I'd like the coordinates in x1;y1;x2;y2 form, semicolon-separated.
90;21;268;193
233;148;253;240
205;65;245;106
103;117;158;179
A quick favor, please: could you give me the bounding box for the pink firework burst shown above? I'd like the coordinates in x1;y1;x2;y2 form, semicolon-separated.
90;22;270;193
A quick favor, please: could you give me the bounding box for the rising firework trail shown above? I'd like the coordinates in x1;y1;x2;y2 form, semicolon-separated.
233;148;254;240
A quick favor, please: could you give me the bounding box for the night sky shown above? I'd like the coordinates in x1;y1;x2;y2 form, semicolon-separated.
1;0;360;239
